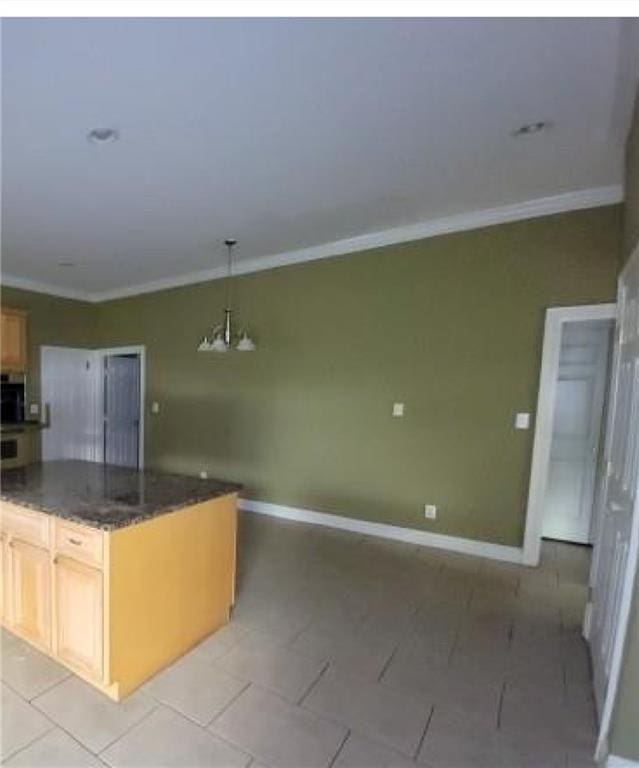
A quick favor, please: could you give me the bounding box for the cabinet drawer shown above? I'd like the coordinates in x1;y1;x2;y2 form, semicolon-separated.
1;503;49;547
55;522;103;568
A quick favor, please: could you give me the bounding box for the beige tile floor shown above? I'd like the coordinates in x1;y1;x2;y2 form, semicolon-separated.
1;512;597;767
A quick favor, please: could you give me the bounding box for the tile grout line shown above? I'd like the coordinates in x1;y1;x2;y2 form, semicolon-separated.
285;617;314;648
376;646;398;683
0;722;57;764
327;729;351;768
446;629;460;668
5;675;123;765
207;681;253;725
413;704;435;760
118;695;255;766
26;672;74;703
496;680;507;730
297;661;330;705
95;703;161;756
163;696;255;760
4;677;108;767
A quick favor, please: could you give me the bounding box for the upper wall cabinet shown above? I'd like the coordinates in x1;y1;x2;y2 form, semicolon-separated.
1;308;28;372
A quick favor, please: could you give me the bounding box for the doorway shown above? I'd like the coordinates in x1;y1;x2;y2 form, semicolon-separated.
522;303;616;566
541;319;614;544
102;351;143;469
40;345;145;468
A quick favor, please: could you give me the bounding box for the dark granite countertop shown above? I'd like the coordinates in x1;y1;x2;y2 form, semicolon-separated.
1;421;45;434
0;460;241;531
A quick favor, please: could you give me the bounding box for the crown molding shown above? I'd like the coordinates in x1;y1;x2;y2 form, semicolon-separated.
0;273;93;302
1;184;624;304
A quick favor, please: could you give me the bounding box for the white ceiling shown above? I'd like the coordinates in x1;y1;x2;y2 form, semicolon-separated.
1;18;637;301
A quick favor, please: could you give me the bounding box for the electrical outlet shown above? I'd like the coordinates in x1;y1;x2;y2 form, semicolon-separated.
392;402;405;417
199;471;208;479
424;504;437;520
151;401;160;414
29;403;39;416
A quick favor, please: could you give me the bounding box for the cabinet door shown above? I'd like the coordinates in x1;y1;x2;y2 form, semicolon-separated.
7;539;51;649
0;534;5;623
1;310;27;372
54;556;103;680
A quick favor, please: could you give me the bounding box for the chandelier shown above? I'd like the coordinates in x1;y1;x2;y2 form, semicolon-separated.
198;239;256;353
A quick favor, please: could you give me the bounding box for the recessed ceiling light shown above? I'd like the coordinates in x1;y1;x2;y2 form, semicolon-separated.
58;261;76;267
512;121;549;138
87;128;119;144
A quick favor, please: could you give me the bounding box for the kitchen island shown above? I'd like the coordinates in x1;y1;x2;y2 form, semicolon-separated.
0;460;240;700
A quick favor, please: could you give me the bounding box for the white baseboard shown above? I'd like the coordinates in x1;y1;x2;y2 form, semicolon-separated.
607;755;639;767
239;498;523;564
583;601;593;640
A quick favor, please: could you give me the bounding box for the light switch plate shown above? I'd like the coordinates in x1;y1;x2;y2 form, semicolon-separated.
29;403;39;416
424;504;437;520
151;402;160;414
392;402;405;417
515;412;531;430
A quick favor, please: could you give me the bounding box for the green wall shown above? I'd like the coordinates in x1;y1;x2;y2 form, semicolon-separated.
0;286;96;408
610;83;639;763
93;207;620;547
622;84;639;265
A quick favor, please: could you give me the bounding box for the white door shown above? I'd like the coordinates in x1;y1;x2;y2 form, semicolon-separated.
590;249;639;746
104;355;140;468
41;347;101;462
542;321;612;543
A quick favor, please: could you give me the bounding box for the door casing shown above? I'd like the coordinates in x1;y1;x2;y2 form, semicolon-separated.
522;303;617;566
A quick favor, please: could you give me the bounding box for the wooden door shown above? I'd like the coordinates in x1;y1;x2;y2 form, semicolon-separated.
7;539;51;649
590;248;639;756
1;309;27;372
54;556;103;680
543;321;612;543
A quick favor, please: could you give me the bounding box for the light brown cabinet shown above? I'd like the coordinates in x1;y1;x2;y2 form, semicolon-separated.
1;493;237;700
0;308;28;372
6;538;51;651
0;534;5;623
54;555;103;680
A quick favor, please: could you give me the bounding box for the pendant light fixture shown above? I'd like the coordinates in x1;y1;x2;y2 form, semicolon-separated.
198;239;256;353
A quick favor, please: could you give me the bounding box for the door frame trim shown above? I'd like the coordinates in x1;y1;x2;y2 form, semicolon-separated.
96;346;146;470
522;303;617;566
594;251;639;762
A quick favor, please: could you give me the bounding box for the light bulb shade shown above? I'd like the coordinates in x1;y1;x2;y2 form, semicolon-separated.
236;332;256;352
210;336;229;353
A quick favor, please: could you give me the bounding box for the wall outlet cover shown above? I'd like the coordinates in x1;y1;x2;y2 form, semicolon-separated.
29;403;39;416
199;471;208;479
392;402;405;417
514;412;531;430
424;504;437;520
151;402;160;414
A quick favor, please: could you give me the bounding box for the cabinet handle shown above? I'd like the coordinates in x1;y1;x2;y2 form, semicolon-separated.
68;538;82;546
